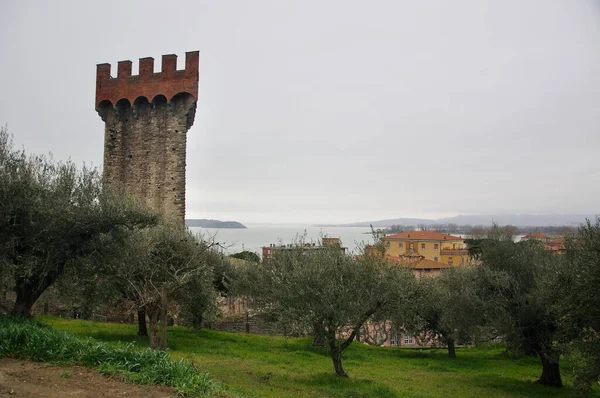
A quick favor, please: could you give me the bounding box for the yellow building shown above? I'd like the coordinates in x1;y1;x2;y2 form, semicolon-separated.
381;231;469;266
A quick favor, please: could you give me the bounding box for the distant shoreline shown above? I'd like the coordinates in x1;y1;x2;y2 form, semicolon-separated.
314;214;595;228
186;219;247;229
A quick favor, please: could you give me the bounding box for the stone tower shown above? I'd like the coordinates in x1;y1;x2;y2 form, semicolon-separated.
95;51;199;225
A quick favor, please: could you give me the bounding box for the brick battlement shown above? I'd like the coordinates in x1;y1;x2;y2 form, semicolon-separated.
96;51;199;109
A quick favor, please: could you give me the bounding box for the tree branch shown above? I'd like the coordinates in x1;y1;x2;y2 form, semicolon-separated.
339;301;383;351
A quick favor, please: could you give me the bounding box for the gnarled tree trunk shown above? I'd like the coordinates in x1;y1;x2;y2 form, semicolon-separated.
326;303;382;378
159;288;168;351
137;310;148;336
147;309;160;350
11;277;47;317
447;337;456;358
535;354;562;388
312;320;326;347
192;313;203;331
329;344;348;377
326;328;349;378
245;310;250;334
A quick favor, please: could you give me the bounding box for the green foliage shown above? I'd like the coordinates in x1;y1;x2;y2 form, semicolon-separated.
177;255;242;329
464;238;484;260
238;239;416;377
230;251;260;263
543;218;600;393
39;316;598;398
0;126;158;316
102;225;221;349
0;316;228;396
475;238;564;386
242;241;414;339
213;257;240;295
177;269;218;330
405;267;486;356
476;239;553;352
108;226;218;303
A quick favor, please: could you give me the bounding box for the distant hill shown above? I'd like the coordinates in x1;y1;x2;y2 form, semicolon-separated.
316;218;432;228
435;214;596;227
319;214;597;228
186;219;247;229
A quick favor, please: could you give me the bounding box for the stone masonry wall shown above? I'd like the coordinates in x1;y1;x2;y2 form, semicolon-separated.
95;52;199;225
98;96;195;224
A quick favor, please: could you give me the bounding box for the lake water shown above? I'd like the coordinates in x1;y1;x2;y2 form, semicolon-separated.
187;224;528;258
188;224;374;257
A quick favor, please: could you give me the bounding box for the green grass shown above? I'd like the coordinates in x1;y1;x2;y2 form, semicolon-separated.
35;316;600;398
0;316;231;397
60;370;73;379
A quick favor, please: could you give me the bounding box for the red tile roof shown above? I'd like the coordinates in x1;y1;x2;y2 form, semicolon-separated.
412;258;452;270
523;233;548;240
382;231;463;241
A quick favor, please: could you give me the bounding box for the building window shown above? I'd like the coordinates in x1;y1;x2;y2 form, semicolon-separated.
390;331;399;346
404;335;413;345
448;257;453;265
434;257;439;262
386;242;390;248
399;243;403;248
409;243;414;252
434;243;439;250
421;243;426;250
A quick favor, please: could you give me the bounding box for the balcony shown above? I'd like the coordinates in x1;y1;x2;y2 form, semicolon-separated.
440;249;468;256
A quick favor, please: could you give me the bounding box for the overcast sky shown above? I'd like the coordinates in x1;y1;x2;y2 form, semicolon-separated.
1;1;599;224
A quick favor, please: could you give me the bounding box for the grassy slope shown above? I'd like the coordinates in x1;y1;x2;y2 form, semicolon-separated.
0;316;226;396
39;316;598;398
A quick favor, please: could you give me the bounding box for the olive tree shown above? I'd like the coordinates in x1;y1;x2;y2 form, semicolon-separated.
176;255;240;331
405;266;485;358
239;239;416;377
176;273;217;331
107;225;219;350
543;219;600;393
0;127;158;317
229;251;260;263
475;238;564;387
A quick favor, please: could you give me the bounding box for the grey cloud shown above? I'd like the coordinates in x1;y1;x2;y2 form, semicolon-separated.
1;0;599;224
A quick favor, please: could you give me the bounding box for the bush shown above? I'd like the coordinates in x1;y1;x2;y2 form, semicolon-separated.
0;316;229;396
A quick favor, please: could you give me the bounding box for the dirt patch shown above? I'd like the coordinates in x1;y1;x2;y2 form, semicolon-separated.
0;358;175;397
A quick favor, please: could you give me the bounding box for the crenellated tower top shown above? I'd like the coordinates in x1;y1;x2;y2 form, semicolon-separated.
95;51;199;110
